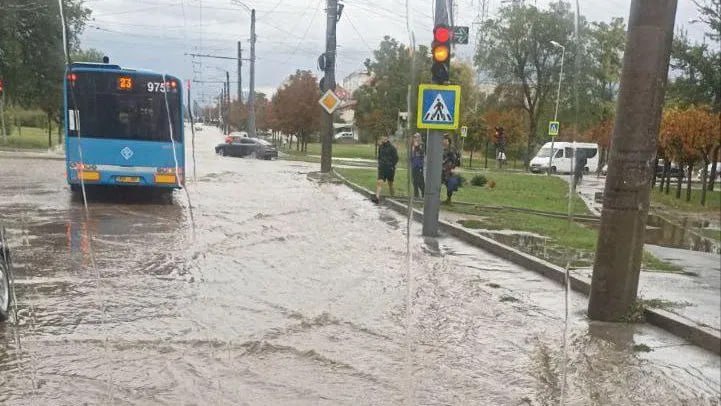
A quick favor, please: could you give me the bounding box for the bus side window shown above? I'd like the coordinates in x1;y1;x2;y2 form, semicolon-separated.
555;149;563;158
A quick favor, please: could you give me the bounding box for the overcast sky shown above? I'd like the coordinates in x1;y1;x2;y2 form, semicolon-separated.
79;0;709;105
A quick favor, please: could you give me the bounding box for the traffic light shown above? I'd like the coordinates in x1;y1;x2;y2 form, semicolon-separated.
431;24;451;83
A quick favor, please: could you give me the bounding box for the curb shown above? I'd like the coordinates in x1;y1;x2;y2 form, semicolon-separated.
333;169;721;356
0;151;65;161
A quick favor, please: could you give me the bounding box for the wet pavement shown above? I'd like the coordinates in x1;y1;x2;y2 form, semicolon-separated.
0;127;719;405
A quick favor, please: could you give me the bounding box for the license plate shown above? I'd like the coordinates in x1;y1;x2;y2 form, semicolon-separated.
117;176;140;183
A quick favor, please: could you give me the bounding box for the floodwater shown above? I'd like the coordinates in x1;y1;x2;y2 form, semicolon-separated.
0;128;719;405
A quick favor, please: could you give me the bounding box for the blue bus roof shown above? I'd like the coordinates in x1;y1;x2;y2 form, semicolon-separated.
69;63;180;81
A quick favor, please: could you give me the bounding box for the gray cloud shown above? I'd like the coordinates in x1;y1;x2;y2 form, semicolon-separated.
80;0;708;105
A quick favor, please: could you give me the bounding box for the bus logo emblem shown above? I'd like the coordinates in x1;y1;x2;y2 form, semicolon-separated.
121;147;134;160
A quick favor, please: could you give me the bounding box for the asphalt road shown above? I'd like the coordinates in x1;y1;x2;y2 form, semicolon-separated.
0;127;719;405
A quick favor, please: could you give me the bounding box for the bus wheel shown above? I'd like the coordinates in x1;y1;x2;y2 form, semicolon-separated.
0;250;10;322
551;166;557;174
583;167;590;175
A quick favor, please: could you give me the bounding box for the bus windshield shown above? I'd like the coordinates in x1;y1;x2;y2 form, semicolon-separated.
67;71;182;142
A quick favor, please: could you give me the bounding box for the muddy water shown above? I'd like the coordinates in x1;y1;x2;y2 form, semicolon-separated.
0;129;719;405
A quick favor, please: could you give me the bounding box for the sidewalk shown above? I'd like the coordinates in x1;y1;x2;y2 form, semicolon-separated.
557;175;720;332
0;147;64;161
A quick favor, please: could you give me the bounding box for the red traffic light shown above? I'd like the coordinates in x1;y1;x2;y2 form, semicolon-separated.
434;25;451;43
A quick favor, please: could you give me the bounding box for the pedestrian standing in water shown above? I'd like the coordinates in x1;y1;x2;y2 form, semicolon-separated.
442;135;461;204
372;134;399;204
410;133;425;199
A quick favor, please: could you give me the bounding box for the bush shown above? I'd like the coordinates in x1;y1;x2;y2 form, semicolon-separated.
471;174;488;187
10;108;48;129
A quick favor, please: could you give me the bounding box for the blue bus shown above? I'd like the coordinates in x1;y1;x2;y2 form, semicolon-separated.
64;62;185;193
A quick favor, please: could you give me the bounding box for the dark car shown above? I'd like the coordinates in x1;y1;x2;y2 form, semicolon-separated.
656;159;685;179
215;137;278;160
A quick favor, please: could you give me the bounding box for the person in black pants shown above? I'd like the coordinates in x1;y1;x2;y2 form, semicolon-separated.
442;136;461;204
373;135;399;203
410;133;425;199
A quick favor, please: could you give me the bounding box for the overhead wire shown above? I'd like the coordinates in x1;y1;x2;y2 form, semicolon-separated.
277;0;323;65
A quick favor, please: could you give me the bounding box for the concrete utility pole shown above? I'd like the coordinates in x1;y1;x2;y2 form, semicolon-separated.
320;0;340;173
225;72;231;134
248;9;257;138
422;0;451;237
588;0;677;321
237;41;243;104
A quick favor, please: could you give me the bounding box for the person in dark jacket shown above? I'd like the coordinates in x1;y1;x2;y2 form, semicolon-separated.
373;135;399;203
410;133;425;199
573;149;588;190
442;135;461;204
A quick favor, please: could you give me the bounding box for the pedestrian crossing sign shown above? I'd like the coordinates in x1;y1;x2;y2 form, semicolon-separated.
548;121;560;137
417;84;461;130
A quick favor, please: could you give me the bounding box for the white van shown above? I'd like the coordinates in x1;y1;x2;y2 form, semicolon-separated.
530;142;599;174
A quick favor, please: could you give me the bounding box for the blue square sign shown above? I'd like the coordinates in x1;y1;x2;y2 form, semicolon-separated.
417;84;461;130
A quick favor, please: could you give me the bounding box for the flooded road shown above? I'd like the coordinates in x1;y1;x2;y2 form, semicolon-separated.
1;128;719;405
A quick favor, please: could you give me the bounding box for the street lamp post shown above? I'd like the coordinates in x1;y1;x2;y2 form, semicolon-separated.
230;0;256;138
548;40;565;176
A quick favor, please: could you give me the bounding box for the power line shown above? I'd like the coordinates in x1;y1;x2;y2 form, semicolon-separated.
345;12;375;53
279;0;323;65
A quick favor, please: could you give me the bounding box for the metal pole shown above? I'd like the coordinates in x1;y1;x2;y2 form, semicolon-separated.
0;91;6;143
422;0;451;237
226;71;231;134
320;0;338;173
548;44;564;175
248;9;257;138
237;41;243;105
588;0;677;321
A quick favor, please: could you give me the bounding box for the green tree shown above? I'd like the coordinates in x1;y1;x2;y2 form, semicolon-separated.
475;2;576;169
581;17;626;129
667;31;721;110
71;48;106;63
354;36;431;150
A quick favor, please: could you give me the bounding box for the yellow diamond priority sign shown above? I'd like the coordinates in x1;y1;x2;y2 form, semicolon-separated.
319;90;341;114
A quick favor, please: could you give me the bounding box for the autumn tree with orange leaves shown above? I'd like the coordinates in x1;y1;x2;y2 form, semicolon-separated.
660;106;721;204
270;70;321;152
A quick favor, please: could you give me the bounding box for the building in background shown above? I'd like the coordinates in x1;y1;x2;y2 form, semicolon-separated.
334;70;372;141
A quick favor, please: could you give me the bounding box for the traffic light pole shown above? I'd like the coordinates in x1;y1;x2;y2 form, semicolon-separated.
422;0;451;237
320;0;339;173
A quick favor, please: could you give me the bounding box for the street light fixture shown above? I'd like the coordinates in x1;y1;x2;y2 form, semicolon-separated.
548;40;565;176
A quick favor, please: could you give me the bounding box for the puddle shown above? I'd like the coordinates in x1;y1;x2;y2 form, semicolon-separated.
645;215;720;254
480;232;594;268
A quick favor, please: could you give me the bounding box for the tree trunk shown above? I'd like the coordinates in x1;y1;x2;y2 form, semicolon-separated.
484;139;489;169
676;166;683;199
700;158;709;206
47;113;52;148
525;118;537;171
658;160;671;193
685;162;693;202
664;161;671;194
708;145;720;191
651;157;659;187
469;149;474;169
